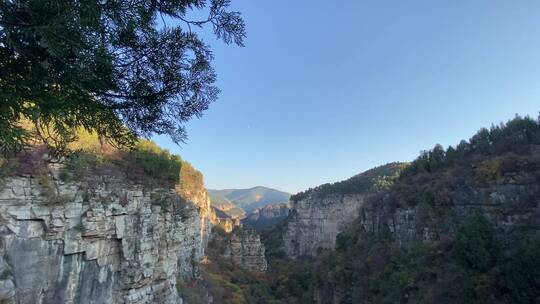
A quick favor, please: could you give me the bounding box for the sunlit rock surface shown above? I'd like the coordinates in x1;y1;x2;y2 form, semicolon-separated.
224;228;268;272
0;164;213;304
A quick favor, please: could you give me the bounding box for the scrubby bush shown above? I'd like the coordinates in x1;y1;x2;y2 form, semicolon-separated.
67;129;104;155
125;140;182;186
178;160;205;197
0;157;17;181
61;136;193;188
62;151;101;181
453;215;498;272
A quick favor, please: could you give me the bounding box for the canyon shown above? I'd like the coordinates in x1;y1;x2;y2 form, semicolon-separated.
0;117;539;304
0;159;268;304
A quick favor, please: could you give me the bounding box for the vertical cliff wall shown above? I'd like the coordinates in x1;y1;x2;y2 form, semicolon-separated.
247;203;289;221
282;194;365;258
224;228;268;272
282;163;406;259
358;175;540;248
0;163;214;304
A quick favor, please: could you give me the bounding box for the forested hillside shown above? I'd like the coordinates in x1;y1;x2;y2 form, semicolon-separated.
306;115;540;303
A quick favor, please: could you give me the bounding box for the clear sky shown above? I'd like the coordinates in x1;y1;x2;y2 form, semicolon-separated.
153;0;540;194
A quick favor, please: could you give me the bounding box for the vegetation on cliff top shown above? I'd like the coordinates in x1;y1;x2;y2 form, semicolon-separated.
402;114;540;178
290;162;408;202
0;129;204;191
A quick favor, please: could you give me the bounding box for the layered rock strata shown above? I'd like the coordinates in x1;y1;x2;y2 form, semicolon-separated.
247;203;289;221
224;229;268;272
0;164;213;304
283;194;365;258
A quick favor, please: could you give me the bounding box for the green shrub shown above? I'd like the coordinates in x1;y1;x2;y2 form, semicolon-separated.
291;162;407;201
0;267;12;280
36;173;70;205
505;237;540;303
127;140;182;186
63;151;100;181
453;215;498;272
0;157;18;181
477;158;503;182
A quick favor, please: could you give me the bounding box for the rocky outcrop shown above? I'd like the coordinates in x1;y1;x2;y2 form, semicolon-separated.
0;163;214;304
212;207;240;233
247;203;289;222
224;229;268;272
283;194;365;258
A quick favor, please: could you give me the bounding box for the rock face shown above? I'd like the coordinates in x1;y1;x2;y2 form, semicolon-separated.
282;163;406;259
247;203;289;222
283;166;540;260
224;229;268;272
358;180;540;249
212;207;240;233
283;194;365;258
0;164;213;304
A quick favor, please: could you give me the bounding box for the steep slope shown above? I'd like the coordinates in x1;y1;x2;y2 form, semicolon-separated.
297;116;540;303
209;186;291;213
0;142;215;304
179;226;273;303
222;227;268;272
283;163;407;258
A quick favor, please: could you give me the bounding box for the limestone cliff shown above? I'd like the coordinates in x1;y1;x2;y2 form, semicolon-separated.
247;203;289;221
283;163;406;258
283;194;365;258
223;228;268;272
358;166;540;249
0;162;214;304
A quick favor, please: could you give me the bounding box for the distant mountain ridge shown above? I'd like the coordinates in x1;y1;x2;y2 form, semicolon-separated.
208;186;291;213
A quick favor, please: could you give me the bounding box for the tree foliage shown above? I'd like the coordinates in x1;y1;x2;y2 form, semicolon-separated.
290;162;407;202
402;115;540;177
505;237;540;303
0;0;246;154
453;215;498;272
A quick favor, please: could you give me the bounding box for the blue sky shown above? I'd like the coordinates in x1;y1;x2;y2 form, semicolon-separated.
154;0;540;194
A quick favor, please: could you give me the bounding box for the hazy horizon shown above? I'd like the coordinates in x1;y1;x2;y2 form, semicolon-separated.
153;0;540;193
